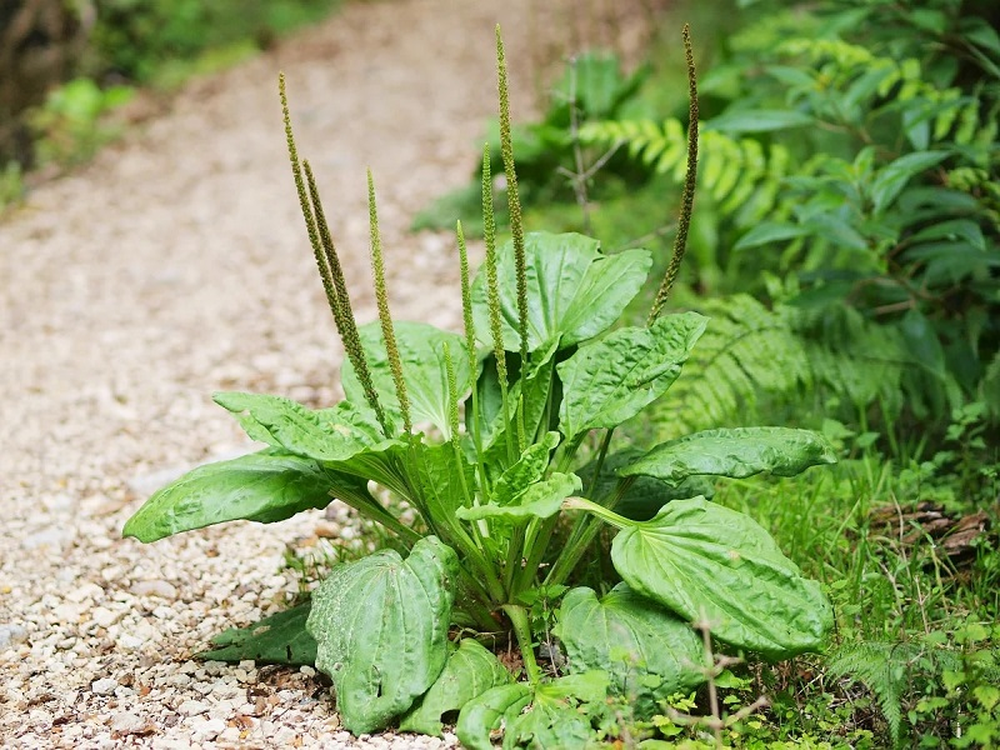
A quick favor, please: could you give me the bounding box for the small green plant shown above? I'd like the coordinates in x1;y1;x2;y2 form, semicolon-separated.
123;26;837;744
28;78;134;168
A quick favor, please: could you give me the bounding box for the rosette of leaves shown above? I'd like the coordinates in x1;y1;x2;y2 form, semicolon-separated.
122;26;837;743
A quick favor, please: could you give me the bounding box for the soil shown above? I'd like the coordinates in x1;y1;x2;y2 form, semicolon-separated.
0;0;660;746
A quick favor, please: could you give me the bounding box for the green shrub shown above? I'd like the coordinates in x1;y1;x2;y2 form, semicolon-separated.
89;0;342;83
582;0;1000;436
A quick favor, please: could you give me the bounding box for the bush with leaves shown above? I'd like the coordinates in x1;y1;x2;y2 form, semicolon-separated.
88;0;341;83
581;0;1000;435
122;27;838;745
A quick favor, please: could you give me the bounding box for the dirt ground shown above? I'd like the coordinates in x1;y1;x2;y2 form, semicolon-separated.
0;1;662;746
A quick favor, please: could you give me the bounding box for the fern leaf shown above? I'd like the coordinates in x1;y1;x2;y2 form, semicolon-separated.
827;641;913;747
649;294;811;439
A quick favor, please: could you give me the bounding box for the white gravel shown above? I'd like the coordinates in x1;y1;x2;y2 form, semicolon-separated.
0;0;657;746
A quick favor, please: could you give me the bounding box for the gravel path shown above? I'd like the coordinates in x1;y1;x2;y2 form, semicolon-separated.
0;1;655;746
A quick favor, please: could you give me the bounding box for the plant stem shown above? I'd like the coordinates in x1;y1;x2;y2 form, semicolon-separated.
457;221;488;489
501;604;542;685
545;480;635;587
503;525;526;599
586;428;615;498
515;515;560;593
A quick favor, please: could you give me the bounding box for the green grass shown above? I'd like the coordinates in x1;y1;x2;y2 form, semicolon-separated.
692;445;1000;747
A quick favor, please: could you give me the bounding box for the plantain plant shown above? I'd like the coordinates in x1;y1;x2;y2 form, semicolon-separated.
123;26;837;746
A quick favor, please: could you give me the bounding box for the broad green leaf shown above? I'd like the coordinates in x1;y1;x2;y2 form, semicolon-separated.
399;639;513;737
503;672;609;749
222;398;414;521
199;601;316;666
610;497;833;657
577;448;715;521
491;432;561;506
550;52;644;121
401;442;476;522
620;427;837;486
341;321;470;439
456;473;582;522
734;222;810;251
475;343;558;467
908;218;986;252
214;392;392;461
706;108;815;134
558;313;707;441
900;309;947;380
556;584;705;716
307;536;459;734
122;449;347;542
456;683;532;750
869;151;949;215
470;231;652;353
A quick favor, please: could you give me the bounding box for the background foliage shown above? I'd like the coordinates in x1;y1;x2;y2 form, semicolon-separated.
413;2;999;744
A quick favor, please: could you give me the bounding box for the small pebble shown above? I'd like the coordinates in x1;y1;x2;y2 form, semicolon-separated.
191;717;227;740
92;678;118;696
175;699;209;716
91;606;120;628
131;580;178;600
0;624;28;649
110;711;153;735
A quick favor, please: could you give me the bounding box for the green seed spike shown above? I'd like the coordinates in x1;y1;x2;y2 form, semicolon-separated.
649;23;700;325
281;75;389;434
367;169;411;434
482;146;514;462
457;221;478;386
495;26;529;370
280;74;333;319
304;161;390;437
443;341;461;443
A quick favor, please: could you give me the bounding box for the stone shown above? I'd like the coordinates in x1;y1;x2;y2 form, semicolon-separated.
91;678;118;696
131;580;178;600
175;699;208;716
0;624;28;649
110;711;154;736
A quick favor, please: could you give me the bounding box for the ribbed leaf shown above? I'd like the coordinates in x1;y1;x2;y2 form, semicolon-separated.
620;427;837;485
504;672;609;750
470;231;651;352
401;442;475;521
456;473;581;522
306;536;459;734
611;497;833;657
341;321;470;439
122;449;347;542
456;683;532;750
214;392;392;461
557;312;707;441
577;448;715;521
199;601;316;666
491;432;560;506
399;639;513;737
556;584;705;714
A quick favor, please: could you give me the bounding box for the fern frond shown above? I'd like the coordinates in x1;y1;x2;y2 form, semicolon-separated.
777;38;978;146
649;294;810;439
827;641;914;746
579;119;791;228
645;295;937;439
792;304;916;417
